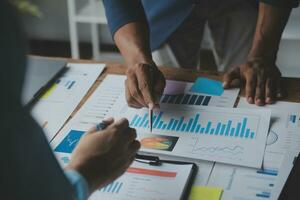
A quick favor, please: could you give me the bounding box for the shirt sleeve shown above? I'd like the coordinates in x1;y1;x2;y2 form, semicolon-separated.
65;170;89;200
260;0;299;7
102;0;148;37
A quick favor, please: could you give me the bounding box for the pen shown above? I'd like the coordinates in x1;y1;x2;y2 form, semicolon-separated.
149;104;153;132
96;121;108;131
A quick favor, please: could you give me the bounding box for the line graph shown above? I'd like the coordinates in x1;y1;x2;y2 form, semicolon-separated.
191;138;244;155
125;105;270;167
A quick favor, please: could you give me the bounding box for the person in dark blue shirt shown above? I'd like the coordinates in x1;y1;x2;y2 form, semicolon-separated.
103;0;299;108
0;1;140;199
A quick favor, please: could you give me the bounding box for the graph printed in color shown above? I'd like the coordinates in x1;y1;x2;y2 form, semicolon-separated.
287;114;300;128
42;79;76;99
98;181;123;194
57;79;76;90
160;94;211;106
54;130;85;153
130;112;256;139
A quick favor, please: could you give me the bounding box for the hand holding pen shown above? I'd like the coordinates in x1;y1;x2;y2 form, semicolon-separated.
125;62;165;109
66;118;140;194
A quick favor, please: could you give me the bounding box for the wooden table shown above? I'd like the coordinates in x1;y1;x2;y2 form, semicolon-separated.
40;56;300;198
39;56;300;134
66;58;300;114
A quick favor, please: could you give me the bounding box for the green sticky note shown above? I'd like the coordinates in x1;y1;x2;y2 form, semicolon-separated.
188;186;223;200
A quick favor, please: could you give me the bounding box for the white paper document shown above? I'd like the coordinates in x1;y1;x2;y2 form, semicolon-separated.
161;79;240;108
270;150;299;199
51;75;270;168
115;104;271;168
206;98;300;200
53;147;194;200
31;63;105;141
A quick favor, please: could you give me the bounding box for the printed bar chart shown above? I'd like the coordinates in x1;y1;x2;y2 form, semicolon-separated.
130;112;256;139
160;94;211;106
99;181;123;194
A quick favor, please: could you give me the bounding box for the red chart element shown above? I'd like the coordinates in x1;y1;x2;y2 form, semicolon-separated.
127;167;177;178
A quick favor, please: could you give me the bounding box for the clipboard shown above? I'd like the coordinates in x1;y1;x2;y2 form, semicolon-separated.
135;153;198;200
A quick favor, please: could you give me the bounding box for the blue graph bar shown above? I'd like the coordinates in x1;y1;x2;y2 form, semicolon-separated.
130;112;256;140
235;122;241;137
200;127;205;134
111;182;120;193
220;124;226;135
215;123;221;135
107;182;114;192
153;112;163;128
186;118;194;132
68;81;75;89
151;115;157;128
205;122;212;134
196;124;201;133
171;120;178;131
100;181;123;194
167;119;174;130
230;128;235;136
181;123;187;131
257;169;278;176
241;118;247;136
130;115;138;126
143;119;148;128
191;114;200;132
157;121;163;129
134;116;141;127
176;117;184;131
245;129;250;138
225;120;232;136
139;114;148;127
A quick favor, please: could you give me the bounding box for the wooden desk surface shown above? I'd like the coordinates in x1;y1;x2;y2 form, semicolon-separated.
40;56;300;124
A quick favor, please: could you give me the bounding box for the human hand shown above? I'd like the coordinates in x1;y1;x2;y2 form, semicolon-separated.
66;118;140;194
125;62;166;109
223;58;282;106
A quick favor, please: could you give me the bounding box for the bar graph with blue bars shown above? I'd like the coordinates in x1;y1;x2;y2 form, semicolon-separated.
130;112;256;139
289;115;297;123
98;181;123;194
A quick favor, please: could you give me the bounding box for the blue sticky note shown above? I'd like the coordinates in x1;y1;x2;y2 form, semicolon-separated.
55;130;85;153
190;77;224;96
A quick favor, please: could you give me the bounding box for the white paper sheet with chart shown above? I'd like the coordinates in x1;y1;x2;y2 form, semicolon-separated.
52;145;194;200
31;63;105;141
49;74;235;187
113;104;270;168
161;79;239;108
51;75;268;169
206;98;300;200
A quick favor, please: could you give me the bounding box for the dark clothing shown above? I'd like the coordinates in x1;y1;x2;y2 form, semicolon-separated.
0;1;73;199
103;0;299;51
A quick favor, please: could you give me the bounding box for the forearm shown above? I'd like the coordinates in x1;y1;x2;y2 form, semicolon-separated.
248;3;292;62
114;22;153;67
